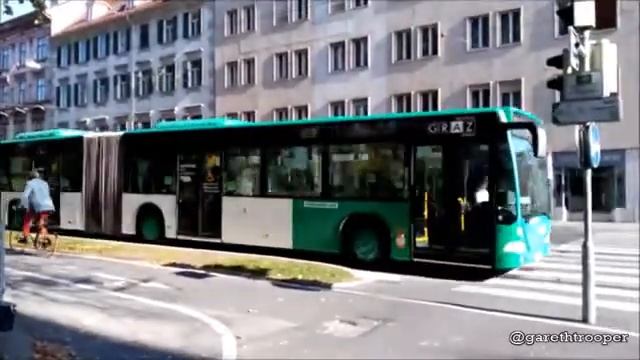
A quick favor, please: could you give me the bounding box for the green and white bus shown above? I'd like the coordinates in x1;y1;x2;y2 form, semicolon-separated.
0;107;552;271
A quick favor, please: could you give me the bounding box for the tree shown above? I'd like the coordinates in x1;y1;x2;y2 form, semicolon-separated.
1;0;47;23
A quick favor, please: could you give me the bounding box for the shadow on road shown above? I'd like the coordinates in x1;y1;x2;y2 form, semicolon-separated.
1;310;213;360
164;261;333;290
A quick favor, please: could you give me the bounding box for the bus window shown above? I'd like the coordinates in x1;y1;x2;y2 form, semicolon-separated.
513;137;551;218
9;155;31;191
266;145;321;197
125;153;176;194
60;150;82;192
223;148;261;196
328;143;405;199
0;156;9;191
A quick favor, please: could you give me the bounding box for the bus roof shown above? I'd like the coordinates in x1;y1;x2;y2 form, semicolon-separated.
0;128;90;145
128;106;543;135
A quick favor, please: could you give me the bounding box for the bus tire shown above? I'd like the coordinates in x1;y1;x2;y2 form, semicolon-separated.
136;205;165;242
340;215;390;264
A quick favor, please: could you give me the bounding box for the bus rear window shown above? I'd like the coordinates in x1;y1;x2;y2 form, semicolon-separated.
328;143;406;200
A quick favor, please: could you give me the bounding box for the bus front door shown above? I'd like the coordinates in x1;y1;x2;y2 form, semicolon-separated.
412;144;492;265
177;153;222;239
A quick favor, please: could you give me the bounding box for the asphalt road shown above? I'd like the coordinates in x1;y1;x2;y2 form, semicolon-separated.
2;224;639;360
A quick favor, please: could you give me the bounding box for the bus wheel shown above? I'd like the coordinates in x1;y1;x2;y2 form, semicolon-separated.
136;209;164;242
343;221;389;263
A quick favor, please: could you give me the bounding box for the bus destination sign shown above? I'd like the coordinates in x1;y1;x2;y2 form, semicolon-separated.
426;117;476;136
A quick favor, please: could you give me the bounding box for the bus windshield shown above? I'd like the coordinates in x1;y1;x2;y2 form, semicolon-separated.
512;136;551;218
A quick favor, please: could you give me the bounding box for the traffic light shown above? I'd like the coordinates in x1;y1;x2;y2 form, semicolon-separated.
546;49;571;97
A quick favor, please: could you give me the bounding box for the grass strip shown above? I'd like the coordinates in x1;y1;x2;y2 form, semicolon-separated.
3;232;354;286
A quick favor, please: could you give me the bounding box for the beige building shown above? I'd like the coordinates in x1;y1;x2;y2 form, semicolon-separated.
48;0;215;130
213;0;638;222
0;11;52;139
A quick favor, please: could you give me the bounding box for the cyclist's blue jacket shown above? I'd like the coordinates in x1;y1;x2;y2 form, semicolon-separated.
20;178;55;213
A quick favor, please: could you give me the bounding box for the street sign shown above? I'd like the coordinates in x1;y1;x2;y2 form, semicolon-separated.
583;123;601;168
551;95;621;125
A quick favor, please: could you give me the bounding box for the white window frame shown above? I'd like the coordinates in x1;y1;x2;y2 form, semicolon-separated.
329;100;346;116
290;0;310;23
292;104;309;120
76;79;88;106
59;81;70;109
17;80;26;104
497;8;522;47
241;110;256;122
225;60;240;88
185;58;203;88
225;112;239;119
18;42;26;66
350;36;369;70
78;40;88;63
417;23;440;58
392;28;413;63
241;57;256;85
392;92;413;113
273;107;290;121
158;63;176;93
467;83;492;108
350;97;369;116
36;78;47;102
226;9;239;36
293;47;310;79
164;17;177;43
96;77;109;105
60;45;70;67
497;78;524;109
349;0;368;10
273;51;289;81
189;9;202;38
36;37;48;61
0;48;9;70
242;4;256;33
467;14;490;51
115;73;130;100
416;89;440;112
329;0;346;14
135;68;153;98
115;28;129;54
97;34;109;58
328;40;346;73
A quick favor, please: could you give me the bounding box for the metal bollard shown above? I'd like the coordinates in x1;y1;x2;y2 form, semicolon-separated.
1;223;16;332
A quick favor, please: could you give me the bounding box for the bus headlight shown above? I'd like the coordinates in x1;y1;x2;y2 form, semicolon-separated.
503;241;526;254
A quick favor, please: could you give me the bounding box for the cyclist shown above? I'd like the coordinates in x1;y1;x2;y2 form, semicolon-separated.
18;170;55;244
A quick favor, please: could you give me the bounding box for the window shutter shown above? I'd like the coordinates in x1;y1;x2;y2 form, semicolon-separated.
183;12;189;38
73;83;78;106
73;42;79;64
182;64;189;88
105;78;110;99
85;39;92;60
66;44;72;65
157;20;164;44
171;16;178;40
56;46;62;67
92;36;98;58
105;34;111;56
93;79;98;103
66;84;72;107
55;86;60;107
113;31;119;54
126;27;131;51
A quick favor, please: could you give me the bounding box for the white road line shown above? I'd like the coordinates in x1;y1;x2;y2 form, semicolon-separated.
548;252;639;262
520;262;640;275
506;269;639;287
453;285;639;312
554;244;640;256
540;258;640;268
335;288;639;337
92;272;171;289
484;277;639;298
7;267;237;360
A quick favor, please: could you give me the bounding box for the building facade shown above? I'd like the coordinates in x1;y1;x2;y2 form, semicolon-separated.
48;0;215;130
214;0;639;222
0;11;52;139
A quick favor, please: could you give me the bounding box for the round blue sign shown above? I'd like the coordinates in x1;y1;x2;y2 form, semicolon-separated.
587;123;601;168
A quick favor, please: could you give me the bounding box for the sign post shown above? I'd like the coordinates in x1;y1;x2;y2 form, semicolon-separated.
547;0;620;324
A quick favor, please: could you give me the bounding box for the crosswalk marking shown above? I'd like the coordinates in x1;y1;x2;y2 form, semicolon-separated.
92;272;171;290
453;242;639;312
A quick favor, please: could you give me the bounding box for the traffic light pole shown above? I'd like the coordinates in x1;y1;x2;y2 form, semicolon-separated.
582;155;595;324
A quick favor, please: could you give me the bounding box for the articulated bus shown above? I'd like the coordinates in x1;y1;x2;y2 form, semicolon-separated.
0;107;552;271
